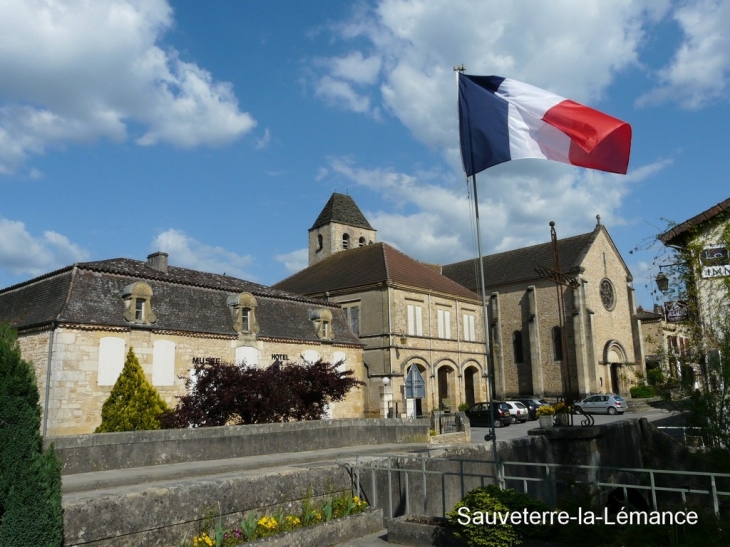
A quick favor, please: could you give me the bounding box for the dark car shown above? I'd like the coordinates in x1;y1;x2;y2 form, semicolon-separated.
514;397;550;421
465;402;512;428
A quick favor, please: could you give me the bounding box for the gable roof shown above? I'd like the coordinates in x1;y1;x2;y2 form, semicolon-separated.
442;227;602;291
0;258;362;345
310;193;375;231
659;197;730;246
273;242;480;300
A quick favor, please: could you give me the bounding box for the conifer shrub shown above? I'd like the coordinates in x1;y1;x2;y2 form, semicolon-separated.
95;346;169;432
0;323;63;546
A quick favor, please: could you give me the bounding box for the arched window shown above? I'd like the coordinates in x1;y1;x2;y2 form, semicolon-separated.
512;331;524;363
342;233;350;249
552;326;563;361
358;236;366;247
317;234;323;251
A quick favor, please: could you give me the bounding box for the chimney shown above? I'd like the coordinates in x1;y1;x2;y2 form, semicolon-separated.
147;252;169;273
653;304;663;315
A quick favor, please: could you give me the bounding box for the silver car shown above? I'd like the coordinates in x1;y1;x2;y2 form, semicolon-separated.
574;394;627;415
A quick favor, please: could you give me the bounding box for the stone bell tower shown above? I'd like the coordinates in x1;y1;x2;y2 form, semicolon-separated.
308;193;377;266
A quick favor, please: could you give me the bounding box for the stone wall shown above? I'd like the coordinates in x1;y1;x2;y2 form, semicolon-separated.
20;326;364;436
49;418;431;475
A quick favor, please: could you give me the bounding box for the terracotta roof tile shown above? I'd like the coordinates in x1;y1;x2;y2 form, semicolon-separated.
273;243;480;300
659;197;730;246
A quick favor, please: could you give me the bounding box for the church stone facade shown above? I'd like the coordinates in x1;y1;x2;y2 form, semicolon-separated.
442;217;644;399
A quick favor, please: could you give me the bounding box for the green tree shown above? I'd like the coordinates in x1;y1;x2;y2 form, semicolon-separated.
0;323;63;546
95;346;169;432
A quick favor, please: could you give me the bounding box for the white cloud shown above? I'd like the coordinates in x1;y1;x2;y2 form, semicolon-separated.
275;248;309;273
329;51;382;84
638;0;730;108
324;156;671;264
304;1;678;263
0;0;255;173
256;128;271;150
152;229;256;280
314;76;372;114
0;217;89;276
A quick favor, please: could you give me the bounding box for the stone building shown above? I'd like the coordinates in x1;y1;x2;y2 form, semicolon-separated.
659;197;730;340
636;305;693;386
0;252;364;436
274;194;489;418
442;217;644;399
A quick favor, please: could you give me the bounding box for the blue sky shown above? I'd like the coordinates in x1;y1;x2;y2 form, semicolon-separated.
1;0;729;310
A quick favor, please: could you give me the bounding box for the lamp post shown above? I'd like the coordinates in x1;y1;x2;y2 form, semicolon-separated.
381;376;393;419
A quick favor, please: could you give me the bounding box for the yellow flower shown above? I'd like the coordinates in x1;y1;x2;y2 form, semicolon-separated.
257;515;278;531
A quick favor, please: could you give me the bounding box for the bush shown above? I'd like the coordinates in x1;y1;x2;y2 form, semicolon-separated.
163;359;364;428
458;403;470;412
447;485;553;546
630;385;657;398
95;347;169;432
647;368;665;386
0;323;63;546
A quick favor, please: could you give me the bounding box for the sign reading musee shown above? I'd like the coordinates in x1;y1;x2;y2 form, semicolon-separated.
701;246;730;279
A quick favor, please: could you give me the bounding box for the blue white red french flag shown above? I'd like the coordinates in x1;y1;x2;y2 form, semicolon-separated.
458;74;632;177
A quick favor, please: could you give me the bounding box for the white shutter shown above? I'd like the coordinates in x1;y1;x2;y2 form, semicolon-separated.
98;337;125;386
152;340;176;386
445;311;451;339
416;306;423;336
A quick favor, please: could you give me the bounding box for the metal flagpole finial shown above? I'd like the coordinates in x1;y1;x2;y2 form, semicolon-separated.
454;64;466;73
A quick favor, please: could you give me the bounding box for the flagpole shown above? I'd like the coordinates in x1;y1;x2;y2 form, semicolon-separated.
455;64;501;486
470;171;502;487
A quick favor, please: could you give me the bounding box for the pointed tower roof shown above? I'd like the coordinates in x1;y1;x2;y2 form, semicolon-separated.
309;193;375;231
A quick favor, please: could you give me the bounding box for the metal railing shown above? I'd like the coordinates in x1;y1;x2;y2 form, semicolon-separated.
336;453;730;519
656;426;706;447
436;412;464;434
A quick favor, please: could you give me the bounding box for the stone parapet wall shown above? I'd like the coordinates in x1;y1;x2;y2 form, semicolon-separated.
49;418;431;475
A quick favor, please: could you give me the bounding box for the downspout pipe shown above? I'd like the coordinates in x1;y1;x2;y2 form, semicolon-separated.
42;321;56;437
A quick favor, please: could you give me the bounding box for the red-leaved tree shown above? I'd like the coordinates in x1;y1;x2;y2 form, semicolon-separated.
161;359;363;428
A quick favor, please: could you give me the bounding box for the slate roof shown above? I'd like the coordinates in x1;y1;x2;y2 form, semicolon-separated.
442;228;601;292
0;258;362;345
659;197;730;246
310;193;375;231
273;242;480;301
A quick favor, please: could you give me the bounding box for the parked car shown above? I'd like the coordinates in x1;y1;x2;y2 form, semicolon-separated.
465;402;512;428
504;401;530;423
574;394;627;415
514;397;550;421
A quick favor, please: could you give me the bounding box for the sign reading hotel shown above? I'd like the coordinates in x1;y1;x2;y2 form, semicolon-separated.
664;301;689;323
701;246;730;279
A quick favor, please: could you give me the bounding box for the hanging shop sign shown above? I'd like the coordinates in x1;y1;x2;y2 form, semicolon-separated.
664;300;689;323
701;246;730;279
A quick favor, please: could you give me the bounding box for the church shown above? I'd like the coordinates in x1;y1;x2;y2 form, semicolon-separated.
276;194;644;416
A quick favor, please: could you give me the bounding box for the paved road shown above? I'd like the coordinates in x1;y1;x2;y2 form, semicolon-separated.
469;407;684;443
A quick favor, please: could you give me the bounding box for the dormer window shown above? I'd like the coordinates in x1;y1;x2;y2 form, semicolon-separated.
122;282;156;324
342;233;350;249
227;292;259;337
311;308;335;340
135;299;145;321
242;308;251;332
